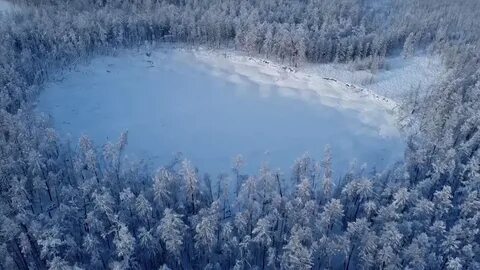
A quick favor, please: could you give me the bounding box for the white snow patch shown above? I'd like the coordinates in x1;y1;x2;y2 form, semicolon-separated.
190;49;401;137
306;55;445;101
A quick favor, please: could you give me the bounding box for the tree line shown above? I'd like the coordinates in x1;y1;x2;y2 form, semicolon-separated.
1;0;480;269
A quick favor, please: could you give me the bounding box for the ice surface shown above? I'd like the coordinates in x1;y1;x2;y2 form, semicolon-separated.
37;49;405;177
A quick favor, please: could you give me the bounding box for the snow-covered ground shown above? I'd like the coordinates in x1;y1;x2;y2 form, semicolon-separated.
195;49;444;102
307;55;445;101
37;48;405;177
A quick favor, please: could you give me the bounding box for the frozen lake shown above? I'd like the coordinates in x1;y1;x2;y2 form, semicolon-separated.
37;49;404;177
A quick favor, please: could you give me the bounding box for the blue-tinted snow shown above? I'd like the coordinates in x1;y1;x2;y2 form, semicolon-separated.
37;49;405;178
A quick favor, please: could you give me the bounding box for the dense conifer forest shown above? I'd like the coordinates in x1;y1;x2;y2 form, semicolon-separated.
1;0;480;269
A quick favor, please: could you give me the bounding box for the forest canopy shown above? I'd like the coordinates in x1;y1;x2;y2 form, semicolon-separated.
1;0;480;269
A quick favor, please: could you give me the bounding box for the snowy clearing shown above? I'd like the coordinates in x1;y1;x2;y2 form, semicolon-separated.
193;48;445;103
37;49;404;176
306;54;445;101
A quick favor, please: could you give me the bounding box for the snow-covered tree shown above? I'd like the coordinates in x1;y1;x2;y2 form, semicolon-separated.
157;208;187;261
281;225;314;270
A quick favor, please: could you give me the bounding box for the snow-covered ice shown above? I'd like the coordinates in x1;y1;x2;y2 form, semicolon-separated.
192;49;402;136
37;49;405;177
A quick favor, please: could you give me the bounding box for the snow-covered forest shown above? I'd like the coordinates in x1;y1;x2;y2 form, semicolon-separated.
1;0;480;269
